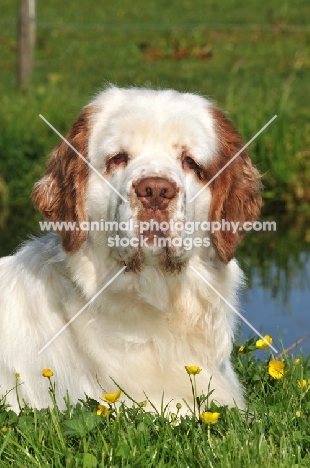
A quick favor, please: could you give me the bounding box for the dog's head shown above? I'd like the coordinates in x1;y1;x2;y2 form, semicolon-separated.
33;87;261;271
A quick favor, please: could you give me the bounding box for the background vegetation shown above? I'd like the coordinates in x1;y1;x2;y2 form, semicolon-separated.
0;0;310;257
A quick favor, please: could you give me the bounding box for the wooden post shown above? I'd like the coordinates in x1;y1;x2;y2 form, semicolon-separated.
17;0;36;88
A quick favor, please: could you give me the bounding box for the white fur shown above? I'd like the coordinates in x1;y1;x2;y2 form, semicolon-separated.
0;87;246;413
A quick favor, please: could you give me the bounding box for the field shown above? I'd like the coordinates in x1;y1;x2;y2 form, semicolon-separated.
1;347;310;467
0;0;310;466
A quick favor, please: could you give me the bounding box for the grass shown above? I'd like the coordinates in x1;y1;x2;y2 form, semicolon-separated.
1;346;310;467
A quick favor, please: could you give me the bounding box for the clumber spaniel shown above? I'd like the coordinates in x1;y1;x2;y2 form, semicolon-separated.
0;87;261;413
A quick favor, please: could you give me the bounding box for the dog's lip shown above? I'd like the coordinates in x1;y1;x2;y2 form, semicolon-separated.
140;229;166;245
138;207;170;224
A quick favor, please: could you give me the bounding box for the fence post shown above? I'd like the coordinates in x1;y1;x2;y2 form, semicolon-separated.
17;0;36;88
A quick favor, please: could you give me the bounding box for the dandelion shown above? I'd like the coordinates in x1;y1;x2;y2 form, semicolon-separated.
184;366;202;375
297;379;308;389
42;368;54;378
256;335;273;349
103;389;122;404
200;411;220;424
268;360;285;379
96;404;110;417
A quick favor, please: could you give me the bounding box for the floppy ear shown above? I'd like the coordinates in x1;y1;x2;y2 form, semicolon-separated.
208;106;262;264
32;107;94;252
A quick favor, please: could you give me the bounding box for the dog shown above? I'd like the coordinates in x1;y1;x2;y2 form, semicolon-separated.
0;87;261;413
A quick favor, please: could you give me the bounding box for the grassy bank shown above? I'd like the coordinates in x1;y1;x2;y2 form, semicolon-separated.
1;346;310;467
0;0;310;256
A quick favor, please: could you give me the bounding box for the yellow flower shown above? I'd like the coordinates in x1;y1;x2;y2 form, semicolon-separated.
256;335;273;349
238;345;252;355
96;404;110;417
294;358;301;366
268;360;285;379
185;366;202;375
296;411;301;418
103;389;122;404
200;412;220;424
42;368;54;378
15;373;20;379
138;400;147;408
297;379;308;389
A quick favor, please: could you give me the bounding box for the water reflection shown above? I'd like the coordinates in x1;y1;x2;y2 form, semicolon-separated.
238;212;310;355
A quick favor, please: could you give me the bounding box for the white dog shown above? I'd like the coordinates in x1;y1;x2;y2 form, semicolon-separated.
0;87;261;413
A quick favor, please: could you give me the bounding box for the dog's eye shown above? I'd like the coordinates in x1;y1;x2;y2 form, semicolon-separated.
182;156;198;170
182;156;203;179
108;153;128;169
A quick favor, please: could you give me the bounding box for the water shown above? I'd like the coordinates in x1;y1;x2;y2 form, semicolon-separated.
240;253;310;355
237;208;310;356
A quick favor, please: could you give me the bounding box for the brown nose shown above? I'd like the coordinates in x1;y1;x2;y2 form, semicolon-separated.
134;177;176;210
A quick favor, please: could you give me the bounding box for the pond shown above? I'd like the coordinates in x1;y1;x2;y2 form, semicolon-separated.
0;210;309;355
238;211;310;355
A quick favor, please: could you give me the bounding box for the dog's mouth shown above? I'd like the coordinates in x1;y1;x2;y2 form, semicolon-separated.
109;213;189;273
122;245;187;274
107;175;190;272
138;209;170;244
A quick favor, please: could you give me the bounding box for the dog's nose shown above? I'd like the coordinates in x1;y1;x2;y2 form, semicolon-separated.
135;177;176;210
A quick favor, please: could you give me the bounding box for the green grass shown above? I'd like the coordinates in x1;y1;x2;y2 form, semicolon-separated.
1;348;310;467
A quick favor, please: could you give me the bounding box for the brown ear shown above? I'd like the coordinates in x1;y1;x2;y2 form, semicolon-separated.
32;107;94;252
208;107;262;263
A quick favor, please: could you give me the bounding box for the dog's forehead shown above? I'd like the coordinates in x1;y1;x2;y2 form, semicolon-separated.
89;87;217;161
93;87;213;129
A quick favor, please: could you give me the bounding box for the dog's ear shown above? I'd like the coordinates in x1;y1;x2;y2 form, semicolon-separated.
208;107;262;263
32;107;94;252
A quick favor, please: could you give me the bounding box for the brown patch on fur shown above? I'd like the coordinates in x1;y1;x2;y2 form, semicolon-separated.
208;106;262;263
123;254;142;273
32;106;95;252
173;143;188;152
162;252;185;273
